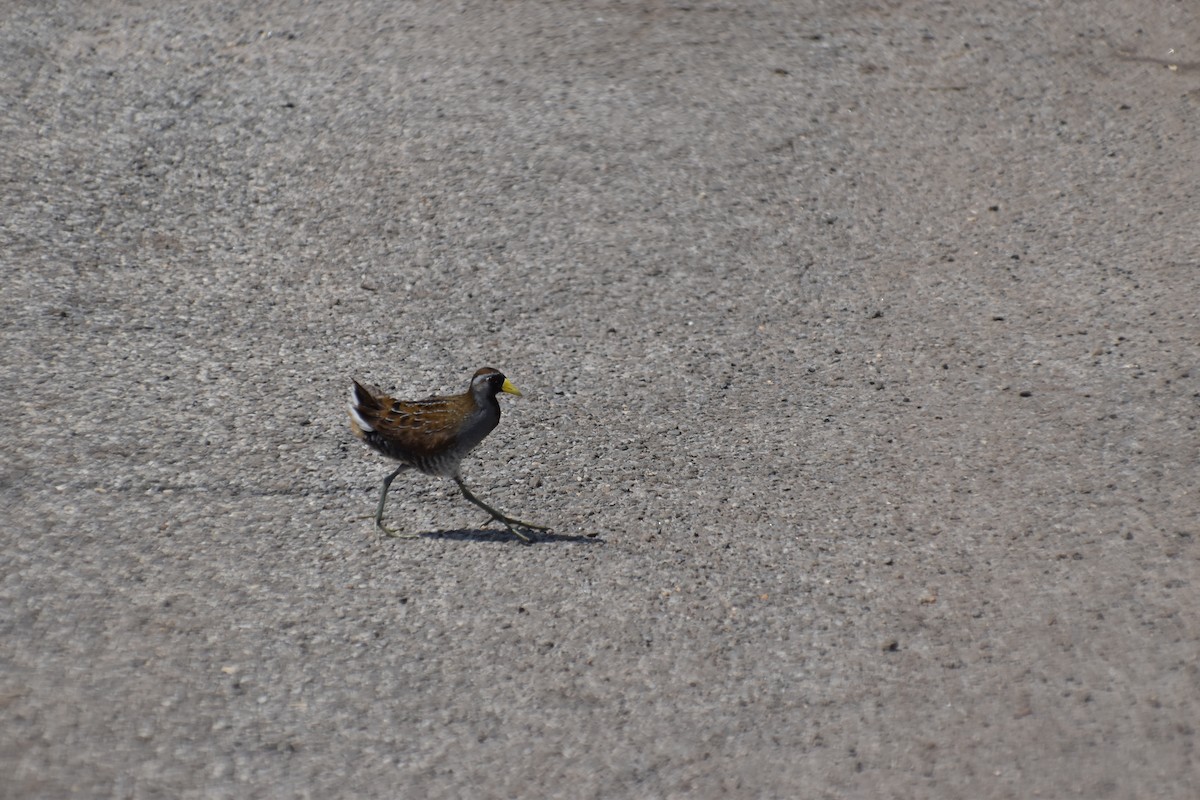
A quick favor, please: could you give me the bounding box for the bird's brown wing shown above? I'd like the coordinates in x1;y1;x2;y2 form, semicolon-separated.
350;381;471;459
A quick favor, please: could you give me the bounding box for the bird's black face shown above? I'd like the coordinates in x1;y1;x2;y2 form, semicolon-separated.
471;368;522;398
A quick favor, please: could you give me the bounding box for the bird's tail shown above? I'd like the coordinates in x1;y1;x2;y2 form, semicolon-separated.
347;379;384;439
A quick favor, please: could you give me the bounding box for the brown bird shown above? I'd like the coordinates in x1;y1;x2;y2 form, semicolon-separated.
348;367;548;542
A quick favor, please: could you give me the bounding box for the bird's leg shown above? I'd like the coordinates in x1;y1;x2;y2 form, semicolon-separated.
374;465;418;538
453;477;549;542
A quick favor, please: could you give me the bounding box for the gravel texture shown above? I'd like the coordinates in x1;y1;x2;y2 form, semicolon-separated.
3;1;1198;797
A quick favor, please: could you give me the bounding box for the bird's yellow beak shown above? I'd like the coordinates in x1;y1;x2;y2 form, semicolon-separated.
501;378;523;397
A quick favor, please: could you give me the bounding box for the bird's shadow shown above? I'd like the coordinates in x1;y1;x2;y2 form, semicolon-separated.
410;527;605;545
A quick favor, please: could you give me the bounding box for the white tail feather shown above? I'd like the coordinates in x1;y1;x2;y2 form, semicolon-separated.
348;385;375;432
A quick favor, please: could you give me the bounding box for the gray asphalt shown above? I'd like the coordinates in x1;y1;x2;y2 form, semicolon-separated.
3;1;1198;797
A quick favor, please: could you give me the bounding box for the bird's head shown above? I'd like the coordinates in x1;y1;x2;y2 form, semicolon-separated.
471;367;522;400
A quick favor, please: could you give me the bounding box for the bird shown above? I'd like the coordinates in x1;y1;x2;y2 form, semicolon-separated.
347;367;549;542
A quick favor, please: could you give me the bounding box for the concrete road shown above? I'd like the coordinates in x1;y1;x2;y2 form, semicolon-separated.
3;1;1198;797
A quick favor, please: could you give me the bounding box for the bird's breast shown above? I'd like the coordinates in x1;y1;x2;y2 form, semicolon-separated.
453;404;501;454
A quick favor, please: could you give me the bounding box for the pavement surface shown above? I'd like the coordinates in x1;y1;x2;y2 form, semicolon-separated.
3;1;1198;797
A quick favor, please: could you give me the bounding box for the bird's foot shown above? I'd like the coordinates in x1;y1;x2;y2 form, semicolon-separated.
493;514;551;532
381;528;422;539
488;514;552;543
373;518;420;538
497;521;534;543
